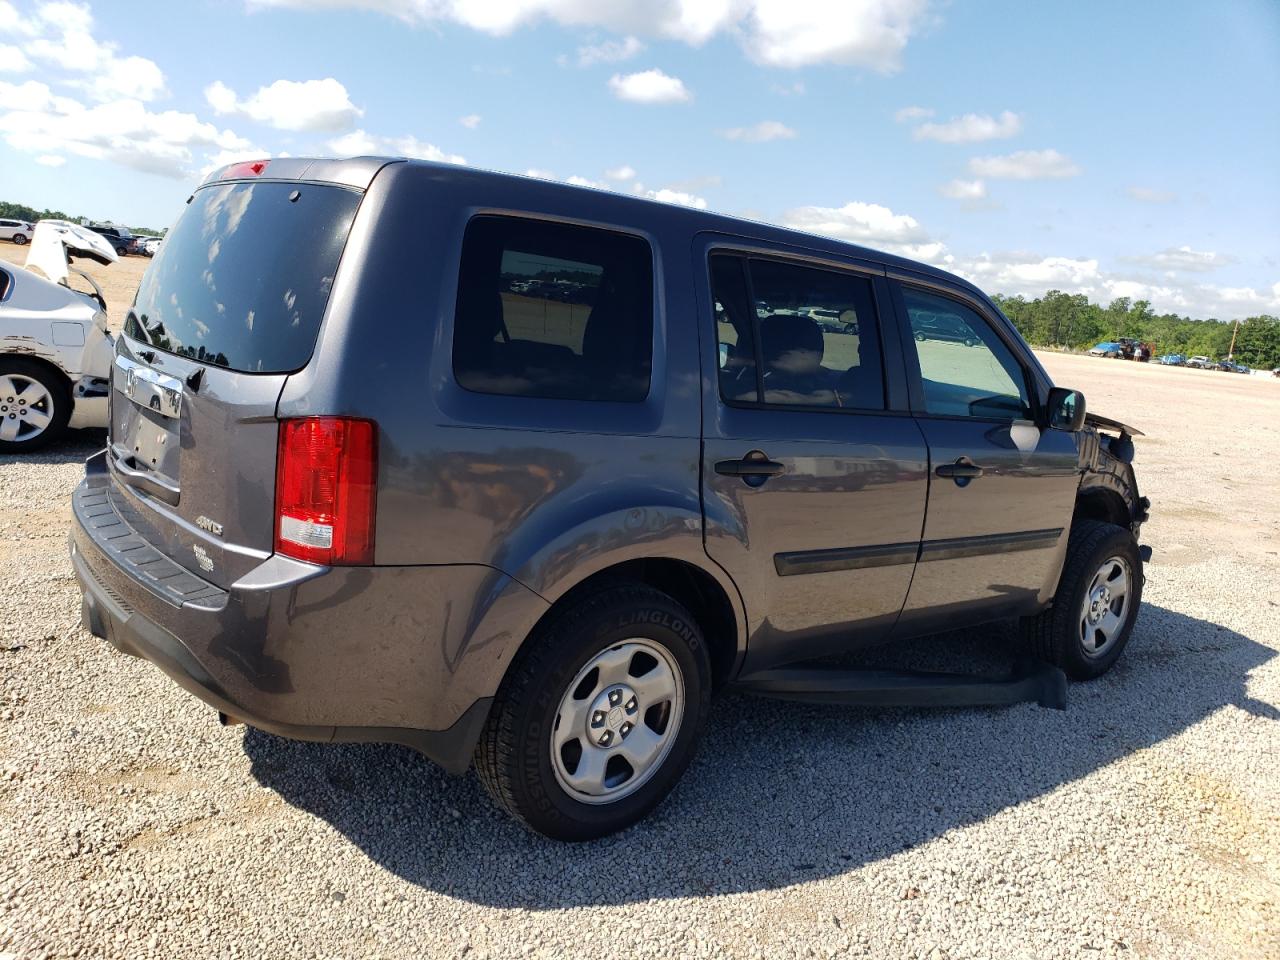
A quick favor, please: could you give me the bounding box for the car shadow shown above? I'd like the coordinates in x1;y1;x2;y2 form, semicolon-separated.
0;428;105;467
243;603;1271;907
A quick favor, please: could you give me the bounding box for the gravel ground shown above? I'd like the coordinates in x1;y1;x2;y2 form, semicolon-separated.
1;351;1277;960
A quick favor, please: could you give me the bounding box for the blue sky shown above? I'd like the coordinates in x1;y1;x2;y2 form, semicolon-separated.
1;0;1277;319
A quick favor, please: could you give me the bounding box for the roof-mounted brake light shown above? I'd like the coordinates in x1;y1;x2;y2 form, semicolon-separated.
221;159;270;180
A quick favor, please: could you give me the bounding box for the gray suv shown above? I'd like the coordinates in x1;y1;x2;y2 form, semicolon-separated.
70;157;1149;840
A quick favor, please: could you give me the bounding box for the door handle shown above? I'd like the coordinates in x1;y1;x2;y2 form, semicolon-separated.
715;451;786;479
935;457;984;479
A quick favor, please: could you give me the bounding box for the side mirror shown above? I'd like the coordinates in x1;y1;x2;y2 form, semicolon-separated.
1046;387;1086;431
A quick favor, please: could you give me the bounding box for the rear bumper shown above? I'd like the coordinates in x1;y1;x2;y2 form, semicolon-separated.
69;452;497;773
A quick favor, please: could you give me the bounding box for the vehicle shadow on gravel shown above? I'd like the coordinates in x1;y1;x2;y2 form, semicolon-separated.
0;428;105;467
245;603;1274;907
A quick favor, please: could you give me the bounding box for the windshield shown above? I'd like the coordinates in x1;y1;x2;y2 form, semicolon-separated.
128;180;360;373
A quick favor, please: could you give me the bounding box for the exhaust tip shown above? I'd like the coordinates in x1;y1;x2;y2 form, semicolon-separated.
218;711;243;727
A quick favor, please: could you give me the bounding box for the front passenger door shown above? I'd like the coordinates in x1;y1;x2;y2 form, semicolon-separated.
892;283;1081;636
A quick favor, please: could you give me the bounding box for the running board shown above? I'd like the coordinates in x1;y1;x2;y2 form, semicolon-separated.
733;660;1068;711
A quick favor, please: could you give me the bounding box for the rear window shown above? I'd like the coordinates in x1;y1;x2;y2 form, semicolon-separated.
127;181;360;373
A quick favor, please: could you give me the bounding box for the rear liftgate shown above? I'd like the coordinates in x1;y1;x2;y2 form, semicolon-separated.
733;659;1068;710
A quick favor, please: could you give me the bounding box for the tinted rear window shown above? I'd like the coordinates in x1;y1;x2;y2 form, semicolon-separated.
127;181;360;373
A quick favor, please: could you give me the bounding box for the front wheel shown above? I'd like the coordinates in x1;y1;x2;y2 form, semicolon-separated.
476;583;711;841
1022;520;1143;680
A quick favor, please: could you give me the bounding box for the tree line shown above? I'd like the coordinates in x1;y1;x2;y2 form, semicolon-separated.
992;290;1280;370
0;200;167;239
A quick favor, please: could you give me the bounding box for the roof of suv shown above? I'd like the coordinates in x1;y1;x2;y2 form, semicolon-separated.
201;155;991;306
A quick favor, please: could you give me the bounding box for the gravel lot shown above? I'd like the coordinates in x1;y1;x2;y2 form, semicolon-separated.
1;254;1277;958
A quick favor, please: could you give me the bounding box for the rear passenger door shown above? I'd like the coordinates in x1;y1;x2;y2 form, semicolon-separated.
697;241;930;673
889;281;1081;635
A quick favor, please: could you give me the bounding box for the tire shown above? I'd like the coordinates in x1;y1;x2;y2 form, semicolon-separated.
12;234;26;245
476;582;712;841
914;332;925;342
0;358;70;452
116;246;128;257
964;337;978;347
1022;519;1143;680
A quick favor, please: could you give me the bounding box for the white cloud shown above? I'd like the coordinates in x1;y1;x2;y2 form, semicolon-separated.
943;251;1279;320
641;187;707;209
914;110;1021;143
570;35;643;67
0;43;31;72
608;68;690;103
782;200;943;260
248;0;931;71
719;120;796;142
939;178;987;200
327;128;464;163
1127;185;1176;204
1118;245;1234;273
458;113;481;129
968;149;1081;180
2;1;168;101
604;164;636;181
0;80;253;178
894;105;933;122
206;77;362;132
34;152;64;165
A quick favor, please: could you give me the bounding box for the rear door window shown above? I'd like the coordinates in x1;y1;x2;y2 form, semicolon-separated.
710;253;886;411
452;216;654;402
127;181;360;373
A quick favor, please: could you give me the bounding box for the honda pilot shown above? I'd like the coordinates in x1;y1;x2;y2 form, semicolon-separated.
70;157;1149;840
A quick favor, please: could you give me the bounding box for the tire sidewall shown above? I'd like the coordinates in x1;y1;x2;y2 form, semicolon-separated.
1054;526;1143;678
0;359;70;452
513;593;711;840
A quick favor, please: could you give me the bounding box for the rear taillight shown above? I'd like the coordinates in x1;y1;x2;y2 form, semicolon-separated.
275;417;377;566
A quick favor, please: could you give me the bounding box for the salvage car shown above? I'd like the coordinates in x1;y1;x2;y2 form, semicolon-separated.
0;221;115;450
71;158;1150;840
1089;341;1122;358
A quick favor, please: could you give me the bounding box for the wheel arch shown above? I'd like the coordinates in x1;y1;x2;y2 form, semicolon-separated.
1074;484;1131;529
531;556;746;690
0;352;74;402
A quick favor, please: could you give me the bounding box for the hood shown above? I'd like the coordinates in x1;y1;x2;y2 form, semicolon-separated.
1085;412;1144;438
24;219;118;286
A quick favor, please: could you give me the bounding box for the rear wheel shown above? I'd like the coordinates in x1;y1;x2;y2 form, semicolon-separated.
476;583;712;841
12;234;26;245
1022;520;1143;680
0;359;69;452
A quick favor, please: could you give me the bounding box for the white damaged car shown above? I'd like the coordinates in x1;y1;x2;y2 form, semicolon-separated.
0;221;116;451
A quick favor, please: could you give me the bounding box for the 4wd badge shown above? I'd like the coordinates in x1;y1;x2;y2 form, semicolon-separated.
195;515;223;537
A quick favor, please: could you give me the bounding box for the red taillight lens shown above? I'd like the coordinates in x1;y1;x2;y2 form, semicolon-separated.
275;417;377;566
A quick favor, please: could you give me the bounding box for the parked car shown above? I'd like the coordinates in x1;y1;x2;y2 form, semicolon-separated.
86;223;133;256
1186;355;1215;369
70;158;1150;840
1155;354;1185;365
802;307;857;334
1089;341;1122;358
1216;359;1250;374
0;220;116;450
128;235;160;256
0;218;34;245
913;312;979;346
143;237;162;256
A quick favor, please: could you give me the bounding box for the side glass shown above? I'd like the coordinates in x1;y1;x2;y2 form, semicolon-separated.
902;287;1032;420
